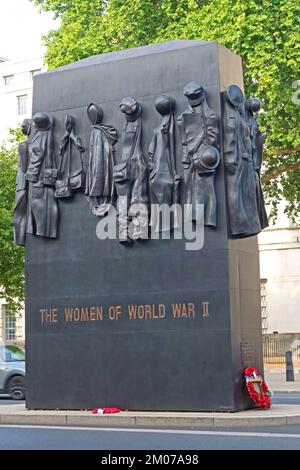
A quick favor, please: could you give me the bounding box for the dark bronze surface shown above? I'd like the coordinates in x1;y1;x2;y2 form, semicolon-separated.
25;112;58;239
85;103;118;216
114;97;148;243
55;114;85;199
13;119;31;246
245;97;269;230
178;81;220;227
25;41;264;411
223;85;268;237
149;95;181;232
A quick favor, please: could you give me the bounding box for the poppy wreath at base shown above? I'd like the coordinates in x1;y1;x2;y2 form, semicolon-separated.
244;367;271;410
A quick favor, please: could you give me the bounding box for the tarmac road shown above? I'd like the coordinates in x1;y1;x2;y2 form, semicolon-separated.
0;397;25;406
1;423;300;450
272;394;300;405
1;394;300;451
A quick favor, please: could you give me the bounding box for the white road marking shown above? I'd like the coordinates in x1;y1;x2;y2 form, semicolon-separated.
1;424;300;439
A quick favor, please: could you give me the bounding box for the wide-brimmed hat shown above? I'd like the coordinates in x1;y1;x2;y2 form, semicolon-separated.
193;145;220;171
226;84;245;108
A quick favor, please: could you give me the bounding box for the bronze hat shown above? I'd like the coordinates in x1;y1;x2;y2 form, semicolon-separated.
183;81;205;105
226;84;245;108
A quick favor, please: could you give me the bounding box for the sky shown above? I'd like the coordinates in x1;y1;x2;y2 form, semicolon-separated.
0;0;59;62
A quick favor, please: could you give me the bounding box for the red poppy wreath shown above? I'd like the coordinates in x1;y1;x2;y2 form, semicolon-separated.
244;367;271;410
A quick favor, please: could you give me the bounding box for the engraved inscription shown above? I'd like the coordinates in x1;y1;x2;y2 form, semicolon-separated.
202;301;209;317
241;341;256;366
39;300;211;325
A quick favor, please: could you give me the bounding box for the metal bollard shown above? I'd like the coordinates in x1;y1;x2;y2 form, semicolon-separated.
286;350;295;382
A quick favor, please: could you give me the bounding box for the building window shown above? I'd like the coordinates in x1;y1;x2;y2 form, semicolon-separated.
17;94;28;116
1;305;24;343
4;311;16;341
261;278;268;334
31;69;42;79
3;74;14;86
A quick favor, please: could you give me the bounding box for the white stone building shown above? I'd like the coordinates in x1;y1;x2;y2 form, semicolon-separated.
259;205;300;338
0;57;46;344
0;299;24;346
0;57;46;143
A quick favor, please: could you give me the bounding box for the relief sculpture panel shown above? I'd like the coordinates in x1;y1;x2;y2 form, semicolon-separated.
178;81;220;227
13;119;31;246
223;85;268;237
25;112;58;239
113;97;148;243
149;95;181;232
85;103;118;216
55;114;85;199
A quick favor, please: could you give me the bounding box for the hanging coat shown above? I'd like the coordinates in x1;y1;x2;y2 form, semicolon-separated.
13;139;29;245
178;102;220;227
247;113;269;230
55;116;85;198
223;100;261;237
85;124;117;215
149;113;181;231
113;116;148;241
114;117;148;207
26;120;58;239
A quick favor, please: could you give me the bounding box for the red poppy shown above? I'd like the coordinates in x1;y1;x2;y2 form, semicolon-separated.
244;367;271;410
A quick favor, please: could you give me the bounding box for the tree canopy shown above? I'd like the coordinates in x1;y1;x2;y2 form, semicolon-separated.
0;130;24;311
32;0;300;220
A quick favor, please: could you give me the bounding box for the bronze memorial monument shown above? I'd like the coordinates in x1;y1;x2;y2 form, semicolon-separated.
15;40;268;411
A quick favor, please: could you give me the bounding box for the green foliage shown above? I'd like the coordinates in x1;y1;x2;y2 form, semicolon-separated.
0;130;25;311
33;0;300;220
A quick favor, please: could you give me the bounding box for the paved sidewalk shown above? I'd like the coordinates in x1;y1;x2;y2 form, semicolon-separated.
1;403;300;428
0;370;298;429
264;371;300;394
